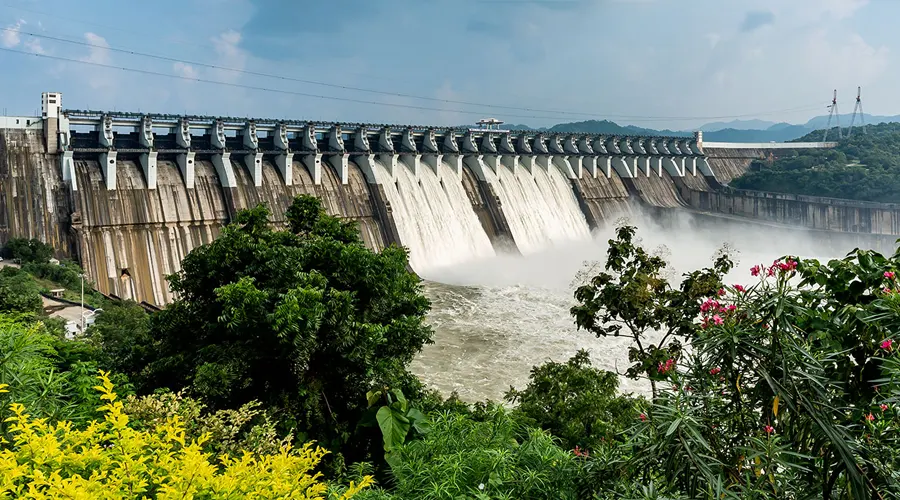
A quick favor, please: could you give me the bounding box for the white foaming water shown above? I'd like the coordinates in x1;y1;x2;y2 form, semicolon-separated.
413;209;871;402
490;164;591;254
380;160;495;275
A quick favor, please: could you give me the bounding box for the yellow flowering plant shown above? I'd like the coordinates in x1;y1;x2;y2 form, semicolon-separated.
0;372;373;499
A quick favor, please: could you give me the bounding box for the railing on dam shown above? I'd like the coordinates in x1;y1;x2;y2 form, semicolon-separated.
52;109;719;191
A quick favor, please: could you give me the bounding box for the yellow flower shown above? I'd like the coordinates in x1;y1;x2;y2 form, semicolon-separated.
0;371;372;498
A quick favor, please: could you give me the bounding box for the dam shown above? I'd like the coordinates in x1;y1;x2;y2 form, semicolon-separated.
1;92;892;307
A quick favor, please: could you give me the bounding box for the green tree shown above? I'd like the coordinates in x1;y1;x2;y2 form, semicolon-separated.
571;225;900;498
570;225;732;396
125;195;432;460
505;349;646;452
0;267;42;314
87;300;153;375
4;237;53;264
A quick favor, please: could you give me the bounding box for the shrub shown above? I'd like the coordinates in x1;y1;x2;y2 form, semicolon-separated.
123;390;293;457
0;268;41;314
356;408;582;500
0;372;373;498
3;238;53;264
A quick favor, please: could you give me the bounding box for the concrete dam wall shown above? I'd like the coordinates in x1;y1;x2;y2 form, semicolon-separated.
69;156;387;304
0;109;883;306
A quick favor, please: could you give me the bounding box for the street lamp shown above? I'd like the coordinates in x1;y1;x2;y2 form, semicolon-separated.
80;273;85;332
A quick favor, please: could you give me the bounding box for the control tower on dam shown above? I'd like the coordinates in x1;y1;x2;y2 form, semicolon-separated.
0;92;879;306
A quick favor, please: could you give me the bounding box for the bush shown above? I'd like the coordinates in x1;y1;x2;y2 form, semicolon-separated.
0;372;373;498
356;408;582;500
3;237;53;264
123;390;293;458
506;349;646;451
0;268;41;314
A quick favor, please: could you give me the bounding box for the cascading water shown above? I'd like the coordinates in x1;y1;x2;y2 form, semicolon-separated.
380;160;495;275
490;162;592;254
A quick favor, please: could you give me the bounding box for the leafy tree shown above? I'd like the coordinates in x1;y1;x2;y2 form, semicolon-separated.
570;225;731;396
0;266;42;314
505;349;646;451
3;237;53;264
571;225;900;498
125;195;432;461
87;300;153;374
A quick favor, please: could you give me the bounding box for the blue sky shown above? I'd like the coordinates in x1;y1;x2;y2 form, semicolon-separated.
0;0;892;129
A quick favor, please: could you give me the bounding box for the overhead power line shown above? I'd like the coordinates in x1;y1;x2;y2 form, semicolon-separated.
0;26;824;123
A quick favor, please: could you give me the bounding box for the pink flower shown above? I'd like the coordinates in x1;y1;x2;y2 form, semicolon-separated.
766;266;776;277
639;413;647;421
717;288;726;297
884;287;893;294
881;339;893;351
865;413;875;422
733;284;745;292
886;271;895;280
750;265;761;277
881;404;889;412
727;304;737;313
764;425;774;434
712;315;724;326
710;367;721;375
777;259;798;272
700;299;719;313
658;358;675;374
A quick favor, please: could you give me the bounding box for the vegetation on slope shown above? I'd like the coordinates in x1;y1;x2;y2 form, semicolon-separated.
730;122;900;202
5;195;900;497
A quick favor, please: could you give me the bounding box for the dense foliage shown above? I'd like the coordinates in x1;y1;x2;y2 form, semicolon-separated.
10;193;900;498
731;122;900;202
3;237;53;264
0;373;372;499
103;195;433;464
0;267;42;314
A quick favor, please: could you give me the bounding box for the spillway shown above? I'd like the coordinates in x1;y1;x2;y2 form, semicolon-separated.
490;164;591;254
380;160;495;274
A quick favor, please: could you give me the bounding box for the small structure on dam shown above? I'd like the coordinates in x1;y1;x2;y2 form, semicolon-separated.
0;92;864;307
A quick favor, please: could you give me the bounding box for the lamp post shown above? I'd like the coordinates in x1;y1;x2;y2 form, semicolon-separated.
80;273;85;332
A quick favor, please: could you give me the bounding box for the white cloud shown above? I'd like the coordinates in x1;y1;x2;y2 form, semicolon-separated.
81;32;111;65
173;62;198;79
1;19;25;48
23;38;44;55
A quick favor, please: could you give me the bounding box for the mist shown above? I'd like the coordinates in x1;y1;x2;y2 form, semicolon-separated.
410;207;887;402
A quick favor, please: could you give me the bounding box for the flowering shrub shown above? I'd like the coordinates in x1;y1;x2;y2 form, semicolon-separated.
572;225;900;498
0;372;372;498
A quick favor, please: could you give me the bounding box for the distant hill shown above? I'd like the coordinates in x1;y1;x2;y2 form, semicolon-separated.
698;119;777;132
464;111;900;143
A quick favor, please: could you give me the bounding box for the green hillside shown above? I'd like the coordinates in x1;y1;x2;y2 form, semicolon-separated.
729;122;900;203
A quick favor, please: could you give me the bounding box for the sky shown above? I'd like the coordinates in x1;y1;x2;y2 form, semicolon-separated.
0;0;894;130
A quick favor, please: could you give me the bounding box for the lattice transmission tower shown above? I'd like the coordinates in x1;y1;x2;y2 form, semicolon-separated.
823;89;842;142
847;86;867;137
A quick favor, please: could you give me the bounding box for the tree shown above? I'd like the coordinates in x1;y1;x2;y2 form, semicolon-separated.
0;267;42;314
570;225;900;498
570;225;732;396
127;195;432;460
3;237;53;264
505;349;646;452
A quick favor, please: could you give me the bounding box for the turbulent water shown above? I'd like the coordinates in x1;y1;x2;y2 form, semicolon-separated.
377;161;878;402
489;164;591;253
380;160;495;273
412;210;866;402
